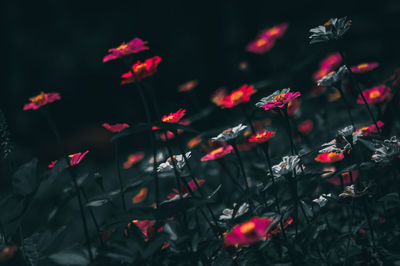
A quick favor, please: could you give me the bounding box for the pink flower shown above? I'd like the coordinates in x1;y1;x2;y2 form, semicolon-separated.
328;171;359;185
312;52;342;82
260;23;289;40
350;62;379;73
178;80;198;92
219;84;256;108
256;88;301;111
224;217;275;247
103;38;149;63
69;150;89;166
357;85;390;104
355;121;384;136
121;56;161;84
48;160;58;168
132;188;148;203
167;179;205;199
162;109;186;123
248;130;275;144
123;152;145;169
315;152;344;163
201;145;233;161
298;120;313;135
102;123;130;133
246;37;276;54
23;92;61;111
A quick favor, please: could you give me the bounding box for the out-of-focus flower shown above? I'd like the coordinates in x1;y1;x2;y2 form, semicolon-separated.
23;92;61;111
298;120;313;135
287;98;301;116
239;61;248;71
353;121;384;143
317;65;348;86
372;136;400;163
157;152;191;172
103;38;148;62
272;156;302;177
132;188;148;203
219;203;249;220
256;88;301;111
187;136;202;149
313;52;342;82
123;152;145;169
246;37;276;54
219;84;256;108
350;62;379;73
102;123;130;133
162;109;186;123
178;80;198;92
315;152;344;163
121;56;161;84
224;217;275;247
248;130;275;144
48;160;58;168
69;150;89;166
328;90;341;102
339;184;368;198
313;193;331;207
253;118;272;131
328;171;359;185
211;87;227;106
131;220;156;241
167;178;205;199
237;131;258;151
0;245;18;262
212;124;247;142
309;17;352;44
201;145;233;161
260;22;289;40
357;85;390;104
268;217;294;237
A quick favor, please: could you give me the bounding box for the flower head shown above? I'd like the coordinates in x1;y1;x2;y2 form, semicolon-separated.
260;22;289;40
187;136;203;149
309;17;352;44
123;152;145;169
103;38;149;63
372;136;400;163
69;150;89;166
23;92;61;111
131;220;156;241
162;109;186;123
313;193;331;207
313;52;342;81
219;84;256;108
102;123;130;133
339;184;368;198
246;37;276;54
287;98;301;116
353;121;384;143
317;65;348;86
272;156;302;177
350;62;379;73
121;56;161;84
157;152;191;172
0;245;18;262
328;171;359;185
211;87;227;106
357;85;390;104
132;188;148;203
178;80;198;92
255;88;301;111
212;124;247;142
167;178;205;199
248;130;275;144
224;217;275;247
298;120;313;135
201;145;233;161
219;203;249;220
315;152;344;163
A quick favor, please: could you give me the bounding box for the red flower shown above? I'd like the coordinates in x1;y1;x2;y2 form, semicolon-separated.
123;152;145;169
355;121;384;136
132;188;148;203
219;84;256;108
0;245;18;262
103;38;149;63
178;80;198;92
248;130;275;144
121;56;161;84
315;152;344;163
23;92;61;111
246;37;276;54
224;217;275;247
102;123;130;133
350;62;379;73
162;109;186;123
211;87;227;106
256;89;301;111
167;179;205;199
69;150;89;166
237;131;259;151
328;171;359;185
357;85;390;104
298;120;313;135
201;145;233;161
260;23;289;40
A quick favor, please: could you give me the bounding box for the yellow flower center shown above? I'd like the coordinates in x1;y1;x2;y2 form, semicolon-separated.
134;63;147;74
29;92;46;104
268;27;279;36
230;90;244;101
328;152;340;159
240;221;255;234
116;43;129;51
222;128;233;134
256;38;267;47
369;90;381;99
357;63;369;69
274;93;287;102
211;147;224;155
324;21;333;27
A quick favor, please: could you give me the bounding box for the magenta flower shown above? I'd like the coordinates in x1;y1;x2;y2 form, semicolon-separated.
260;23;289;40
255;88;301;111
103;38;149;63
102;123;130;133
69;150;89;166
23;92;61;111
357;85;390;104
350;62;379;73
246;37;276;54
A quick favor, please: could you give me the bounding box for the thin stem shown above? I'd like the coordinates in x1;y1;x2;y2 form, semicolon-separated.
81;188;103;245
362;197;376;250
231;143;251;194
240;105;256;134
114;141;126;211
282;108;295;155
217;159;245;193
335;85;355;128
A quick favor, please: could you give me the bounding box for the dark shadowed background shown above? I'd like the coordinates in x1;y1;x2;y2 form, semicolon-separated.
3;0;400;164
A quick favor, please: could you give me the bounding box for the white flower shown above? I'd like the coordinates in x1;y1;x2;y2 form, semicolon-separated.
212;124;247;142
219;203;249;220
317;65;348;86
309;17;352;44
313;193;331;207
272;155;302;177
157;152;191;172
319;135;351;154
339;185;368;198
255;88;291;108
338;125;354;137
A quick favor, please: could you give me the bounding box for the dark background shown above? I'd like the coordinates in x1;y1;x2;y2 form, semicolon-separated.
3;0;400;163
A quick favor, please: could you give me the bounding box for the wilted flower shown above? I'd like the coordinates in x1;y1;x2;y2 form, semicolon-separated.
298;120;313;135
313;193;331;207
162;109;186;123
256;88;301;111
246;37;276;54
309;17;352;44
317;65;348;86
23;92;61;111
123;152;145;169
371;137;400;163
350;62;379;73
121;56;161;84
178;80;198;92
132;188;148;203
0;245;18;262
157;152;191;172
224;217;275;247
248;130;275;144
102;123;130;133
69;150;89;166
338;125;354;137
201;145;233;161
103;38;149;63
211;87;227;106
339;184;368;198
315;152;344;163
219;203;249;220
212;124;247;142
272;155;302;177
328;171;359;185
320;135;352;154
219;84;256;108
357;85;390;104
167;178;205;199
